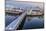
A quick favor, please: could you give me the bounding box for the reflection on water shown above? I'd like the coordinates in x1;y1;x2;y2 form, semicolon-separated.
5;13;44;29
23;16;44;29
5;13;19;27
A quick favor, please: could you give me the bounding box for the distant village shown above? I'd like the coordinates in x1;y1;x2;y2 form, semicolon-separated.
5;7;44;15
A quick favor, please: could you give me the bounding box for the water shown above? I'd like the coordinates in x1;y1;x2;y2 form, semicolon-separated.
22;16;44;29
5;13;19;27
5;13;44;29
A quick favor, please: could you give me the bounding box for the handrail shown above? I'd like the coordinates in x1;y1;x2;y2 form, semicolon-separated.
5;11;27;31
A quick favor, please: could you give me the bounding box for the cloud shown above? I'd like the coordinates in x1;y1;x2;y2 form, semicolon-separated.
15;0;43;2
